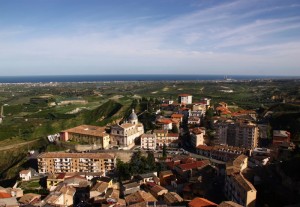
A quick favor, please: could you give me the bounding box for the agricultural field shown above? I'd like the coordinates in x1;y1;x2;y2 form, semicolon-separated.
0;79;299;144
0;79;299;183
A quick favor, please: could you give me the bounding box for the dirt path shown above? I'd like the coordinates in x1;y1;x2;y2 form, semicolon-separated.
0;139;40;151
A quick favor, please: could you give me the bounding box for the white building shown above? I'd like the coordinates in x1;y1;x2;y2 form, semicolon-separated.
141;134;157;150
178;94;192;105
110;109;144;147
19;170;32;181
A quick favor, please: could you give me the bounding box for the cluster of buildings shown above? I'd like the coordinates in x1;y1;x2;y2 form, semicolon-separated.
9;152;252;207
60;109;144;149
3;93;295;207
225;155;257;207
212;103;259;149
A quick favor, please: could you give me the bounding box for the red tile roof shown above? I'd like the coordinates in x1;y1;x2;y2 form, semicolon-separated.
178;160;209;171
167;133;179;137
157;119;173;124
0;192;12;198
188;197;217;207
20;170;31;175
178;94;192;97
62;125;108;137
57;173;66;179
191;127;204;135
196;145;213;151
171;114;184;118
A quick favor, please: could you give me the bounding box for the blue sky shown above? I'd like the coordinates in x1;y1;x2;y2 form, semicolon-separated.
0;0;300;76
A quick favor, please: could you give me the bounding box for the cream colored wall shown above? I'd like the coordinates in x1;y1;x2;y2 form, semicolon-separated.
245;190;257;207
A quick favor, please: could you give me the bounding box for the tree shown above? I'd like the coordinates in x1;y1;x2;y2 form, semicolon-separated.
162;144;167;158
129;151;143;175
147;152;156;170
116;159;131;181
206;108;214;119
171;125;179;133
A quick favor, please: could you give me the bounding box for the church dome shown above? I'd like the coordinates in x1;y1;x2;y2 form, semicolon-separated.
128;109;138;120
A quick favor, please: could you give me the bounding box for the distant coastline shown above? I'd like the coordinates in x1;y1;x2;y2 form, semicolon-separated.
0;74;298;83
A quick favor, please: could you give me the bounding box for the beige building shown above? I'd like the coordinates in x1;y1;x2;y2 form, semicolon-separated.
214;120;233;145
190;127;204;147
60;125;110;149
154;130;179;147
37;152;116;175
225;155;257;207
235;120;259;149
110;109;144;147
214;119;259;149
141;134;157;150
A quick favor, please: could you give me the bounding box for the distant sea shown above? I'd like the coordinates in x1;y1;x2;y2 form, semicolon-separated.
0;74;298;83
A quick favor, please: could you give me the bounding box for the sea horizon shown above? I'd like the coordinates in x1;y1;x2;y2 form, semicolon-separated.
0;74;299;83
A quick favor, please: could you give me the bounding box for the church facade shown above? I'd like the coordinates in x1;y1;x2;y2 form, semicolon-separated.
110;109;144;147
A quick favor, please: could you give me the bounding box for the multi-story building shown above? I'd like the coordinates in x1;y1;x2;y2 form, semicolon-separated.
235;120;259;149
156;118;173;130
110;109;144;147
188;116;201;125
37;152;116;175
154;130;179;147
190;127;204;147
214;120;259;149
214;120;231;145
273;130;291;145
196;145;248;162
60;125;110;149
178;94;192;105
141;134;157;150
225;155;257;207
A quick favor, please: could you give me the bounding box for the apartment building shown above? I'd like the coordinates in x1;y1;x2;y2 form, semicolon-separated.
196;145;248;162
37;152;116;175
214;120;259;149
235;120;259;148
154;130;179;147
225;155;257;207
214;120;232;145
60;125;110;149
141;134;157;150
178;94;192;105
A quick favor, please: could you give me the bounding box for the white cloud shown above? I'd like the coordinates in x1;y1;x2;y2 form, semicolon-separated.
0;0;299;75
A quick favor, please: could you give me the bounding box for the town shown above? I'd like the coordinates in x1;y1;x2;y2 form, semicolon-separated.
1;87;299;207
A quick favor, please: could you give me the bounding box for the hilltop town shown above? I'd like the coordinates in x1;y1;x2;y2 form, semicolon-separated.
0;80;299;207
